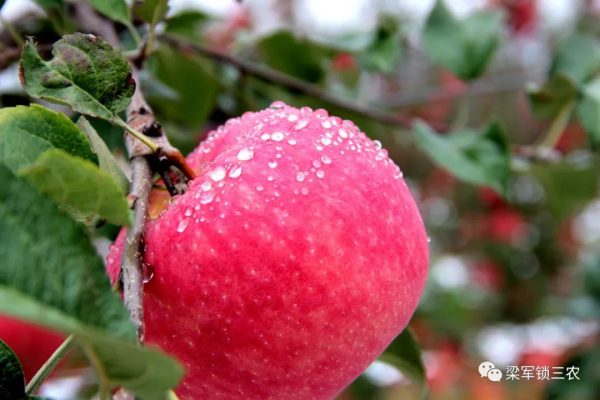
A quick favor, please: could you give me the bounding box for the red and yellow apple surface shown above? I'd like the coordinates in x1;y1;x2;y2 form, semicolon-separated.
107;102;429;399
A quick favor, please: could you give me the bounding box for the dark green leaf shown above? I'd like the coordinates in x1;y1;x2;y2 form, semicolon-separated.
164;11;210;41
133;0;169;25
528;74;578;119
21;149;130;225
77;116;129;192
413;120;510;194
0;105;97;169
0;166;183;397
20;34;134;122
0;340;25;400
147;45;218;129
358;16;402;73
379;328;426;384
258;31;331;83
0;164;132;337
531;155;599;219
32;0;62;9
423;0;502;80
88;0;130;25
577;77;600;148
551;34;600;86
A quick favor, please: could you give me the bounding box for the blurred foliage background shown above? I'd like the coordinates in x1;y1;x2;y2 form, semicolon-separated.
1;0;599;399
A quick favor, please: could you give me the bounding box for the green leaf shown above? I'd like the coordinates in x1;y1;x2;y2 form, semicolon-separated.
528;74;578;119
358;16;402;74
20;149;130;225
0;166;183;398
164;11;210;41
0;105;97;168
87;0;130;25
413;120;510;194
0;340;25;400
20;34;134;122
422;0;502;80
133;0;169;25
147;45;218;129
77;116;129;192
551;34;600;86
379;329;426;385
577;77;600;148
530;156;599;219
258;31;331;83
32;0;63;9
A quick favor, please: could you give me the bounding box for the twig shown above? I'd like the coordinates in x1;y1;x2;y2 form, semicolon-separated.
535;100;575;150
26;335;76;395
160;34;447;131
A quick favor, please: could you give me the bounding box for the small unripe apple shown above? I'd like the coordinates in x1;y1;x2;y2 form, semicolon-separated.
0;315;64;381
108;102;429;399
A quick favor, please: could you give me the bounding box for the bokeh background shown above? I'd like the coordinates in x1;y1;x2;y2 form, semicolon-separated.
1;0;599;399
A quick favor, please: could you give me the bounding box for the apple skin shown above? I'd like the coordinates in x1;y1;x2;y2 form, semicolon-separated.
107;102;429;399
0;315;64;382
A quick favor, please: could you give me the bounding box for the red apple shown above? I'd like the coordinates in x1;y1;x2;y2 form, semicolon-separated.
0;315;64;382
107;102;429;399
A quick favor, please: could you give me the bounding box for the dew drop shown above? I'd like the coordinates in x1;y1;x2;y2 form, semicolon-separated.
373;140;382;150
210;166;226;182
271;132;284;142
177;218;190;233
320;137;332;146
260;133;271;141
296;172;306;182
200;191;215;204
288;138;297;146
287;114;298;122
229;166;242;178
142;263;154;284
184;208;193;217
270;101;285;109
312;159;321;168
237;148;254;161
321;155;332;164
338;129;348;139
201;181;212;191
321;120;332;129
316;170;325;179
268;160;278;168
256;185;264;191
294;120;309;131
301;187;309;195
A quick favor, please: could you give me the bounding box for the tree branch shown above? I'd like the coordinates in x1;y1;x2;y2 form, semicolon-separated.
159;34;447;132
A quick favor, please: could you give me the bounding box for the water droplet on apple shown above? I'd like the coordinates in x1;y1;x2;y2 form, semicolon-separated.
268;161;278;168
200;192;215;204
316;170;325;179
294;120;309;130
373;140;382;150
184;208;193;217
320;137;331;146
177;218;190;233
260;133;271;141
271;132;285;142
142;263;154;283
288;138;297;145
296;172;306;182
237;148;254;161
321;120;332;129
201;181;212;191
287;114;298;122
210;166;226;182
229;166;242;178
269;101;285;109
256;185;264;191
312;159;321;168
301;187;309;195
321;155;332;164
338;128;348;138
